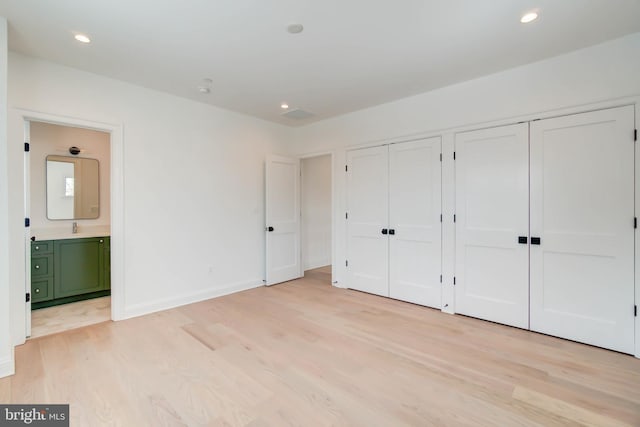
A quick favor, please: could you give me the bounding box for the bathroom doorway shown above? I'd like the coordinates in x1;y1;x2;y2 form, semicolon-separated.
25;119;113;338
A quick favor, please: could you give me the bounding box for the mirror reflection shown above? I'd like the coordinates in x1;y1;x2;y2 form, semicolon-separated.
46;155;100;220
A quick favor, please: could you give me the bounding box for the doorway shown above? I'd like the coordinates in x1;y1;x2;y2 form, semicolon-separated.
24;119;114;338
301;154;333;286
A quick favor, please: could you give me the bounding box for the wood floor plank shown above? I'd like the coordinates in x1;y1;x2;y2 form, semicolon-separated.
1;267;639;426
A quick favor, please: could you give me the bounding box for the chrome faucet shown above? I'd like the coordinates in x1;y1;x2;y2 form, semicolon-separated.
72;222;78;234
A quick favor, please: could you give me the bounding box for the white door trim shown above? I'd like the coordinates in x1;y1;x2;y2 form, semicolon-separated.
14;108;124;346
22;120;31;337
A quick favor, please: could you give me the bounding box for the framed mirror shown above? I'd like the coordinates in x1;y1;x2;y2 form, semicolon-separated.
46;155;100;220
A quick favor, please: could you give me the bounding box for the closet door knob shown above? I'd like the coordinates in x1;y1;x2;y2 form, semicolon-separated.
381;229;388;235
389;229;395;235
35;265;40;269
267;226;274;232
531;237;541;245
518;236;528;244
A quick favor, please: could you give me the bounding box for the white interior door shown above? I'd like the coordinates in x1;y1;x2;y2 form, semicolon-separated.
455;123;530;329
389;138;442;308
530;106;635;354
265;155;301;286
346;146;389;297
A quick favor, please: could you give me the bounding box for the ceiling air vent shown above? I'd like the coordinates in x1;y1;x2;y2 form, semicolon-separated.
281;109;315;120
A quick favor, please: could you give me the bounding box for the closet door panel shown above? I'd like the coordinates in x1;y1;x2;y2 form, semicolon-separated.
389;137;442;308
455;123;529;328
346;146;389;297
530;105;635;354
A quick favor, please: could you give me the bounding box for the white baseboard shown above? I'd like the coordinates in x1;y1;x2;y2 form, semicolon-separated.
122;279;263;320
304;260;331;271
0;355;15;378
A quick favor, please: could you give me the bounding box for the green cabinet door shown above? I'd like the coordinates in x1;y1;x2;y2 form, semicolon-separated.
54;237;105;298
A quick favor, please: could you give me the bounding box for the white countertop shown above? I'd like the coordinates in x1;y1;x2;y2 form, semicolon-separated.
31;226;111;241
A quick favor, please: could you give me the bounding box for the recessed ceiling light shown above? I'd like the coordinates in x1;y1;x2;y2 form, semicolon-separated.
281;103;289;109
74;34;91;43
520;11;539;23
287;24;304;34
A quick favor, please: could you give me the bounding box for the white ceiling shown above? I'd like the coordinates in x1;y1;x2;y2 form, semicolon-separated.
1;1;639;126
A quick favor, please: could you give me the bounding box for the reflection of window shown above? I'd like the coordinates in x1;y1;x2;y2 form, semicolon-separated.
64;177;74;197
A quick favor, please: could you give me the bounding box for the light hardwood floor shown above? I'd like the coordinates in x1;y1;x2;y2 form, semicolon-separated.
30;296;111;338
1;268;639;426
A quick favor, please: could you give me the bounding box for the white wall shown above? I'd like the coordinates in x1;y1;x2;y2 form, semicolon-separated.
289;33;640;152
287;33;640;325
302;155;331;270
30;121;111;232
0;17;14;378
5;52;291;356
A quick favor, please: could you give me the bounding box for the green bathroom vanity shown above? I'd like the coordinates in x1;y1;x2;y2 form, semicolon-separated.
31;236;111;309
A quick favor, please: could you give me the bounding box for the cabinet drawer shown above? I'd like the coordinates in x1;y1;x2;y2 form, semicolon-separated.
31;255;53;277
31;241;53;255
31;277;53;303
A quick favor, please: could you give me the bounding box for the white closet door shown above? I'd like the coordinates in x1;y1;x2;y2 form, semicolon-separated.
265;155;301;286
389;138;442;308
530;106;635;354
455;123;530;329
346;146;389;297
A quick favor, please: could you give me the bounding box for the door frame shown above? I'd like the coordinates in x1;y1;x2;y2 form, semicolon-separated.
15;109;124;344
299;151;337;285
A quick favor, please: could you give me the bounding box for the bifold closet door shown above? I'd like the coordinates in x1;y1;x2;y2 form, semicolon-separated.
346;145;389;297
389;138;442;308
455;123;530;329
530;106;635;354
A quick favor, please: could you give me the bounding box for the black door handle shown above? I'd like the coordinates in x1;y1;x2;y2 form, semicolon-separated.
531;237;541;245
518;236;527;244
381;229;388;235
267;226;274;232
389;229;395;235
